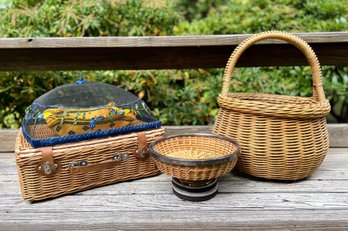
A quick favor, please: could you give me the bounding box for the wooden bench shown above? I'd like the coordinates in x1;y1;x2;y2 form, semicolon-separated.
1;32;348;230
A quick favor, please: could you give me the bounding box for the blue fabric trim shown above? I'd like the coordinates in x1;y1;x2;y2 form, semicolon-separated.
22;121;162;148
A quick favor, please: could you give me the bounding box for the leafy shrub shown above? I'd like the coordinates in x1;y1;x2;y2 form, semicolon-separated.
0;0;179;37
0;72;73;128
174;0;229;21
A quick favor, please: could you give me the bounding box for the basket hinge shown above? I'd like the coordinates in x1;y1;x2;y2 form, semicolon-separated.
134;132;149;160
36;146;59;177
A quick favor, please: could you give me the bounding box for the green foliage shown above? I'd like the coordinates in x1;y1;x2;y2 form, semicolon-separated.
0;72;74;128
0;0;10;4
0;0;179;37
323;66;348;123
174;0;348;34
0;0;348;128
174;0;229;21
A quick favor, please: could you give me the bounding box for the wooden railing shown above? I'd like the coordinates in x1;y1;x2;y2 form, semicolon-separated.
0;32;347;70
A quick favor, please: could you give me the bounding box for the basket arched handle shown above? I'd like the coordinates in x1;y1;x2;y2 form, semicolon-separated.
221;31;326;103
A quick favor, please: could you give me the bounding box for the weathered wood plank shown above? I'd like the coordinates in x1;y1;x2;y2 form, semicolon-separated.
0;32;347;70
2;32;347;48
1;146;348;229
1;124;347;152
0;129;17;153
0;170;347;194
0;210;348;230
2;172;348;196
327;124;348;148
1;194;348;230
3;192;348;212
164;125;213;136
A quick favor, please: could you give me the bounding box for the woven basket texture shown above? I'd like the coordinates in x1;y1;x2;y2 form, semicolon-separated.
213;31;331;181
152;135;239;181
15;125;164;201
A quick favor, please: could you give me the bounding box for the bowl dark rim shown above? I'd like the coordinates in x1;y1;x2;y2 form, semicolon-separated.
149;133;240;167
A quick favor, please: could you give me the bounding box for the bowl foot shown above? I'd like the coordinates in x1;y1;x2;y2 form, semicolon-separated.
172;178;218;202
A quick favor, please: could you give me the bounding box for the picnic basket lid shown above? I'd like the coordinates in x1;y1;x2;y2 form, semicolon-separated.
22;78;161;148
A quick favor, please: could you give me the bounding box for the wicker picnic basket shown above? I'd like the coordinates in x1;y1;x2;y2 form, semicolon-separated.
213;31;331;181
16;127;164;201
15;80;164;201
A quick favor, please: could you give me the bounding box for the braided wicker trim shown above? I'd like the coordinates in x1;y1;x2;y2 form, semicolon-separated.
218;93;330;119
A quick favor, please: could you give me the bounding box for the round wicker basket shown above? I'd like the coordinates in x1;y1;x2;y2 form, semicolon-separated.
149;133;240;181
213;30;331;181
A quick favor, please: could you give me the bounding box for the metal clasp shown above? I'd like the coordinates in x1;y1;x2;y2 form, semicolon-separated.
112;153;129;161
38;162;58;176
134;146;149;160
69;160;89;169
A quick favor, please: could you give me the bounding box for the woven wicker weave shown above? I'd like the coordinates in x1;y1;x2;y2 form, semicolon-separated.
213;31;331;181
15;125;164;201
150;134;239;181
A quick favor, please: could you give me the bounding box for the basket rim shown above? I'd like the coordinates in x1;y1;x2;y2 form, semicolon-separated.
149;133;240;167
218;94;330;119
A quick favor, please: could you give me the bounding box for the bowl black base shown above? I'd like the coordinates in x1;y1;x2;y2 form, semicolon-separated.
172;178;218;202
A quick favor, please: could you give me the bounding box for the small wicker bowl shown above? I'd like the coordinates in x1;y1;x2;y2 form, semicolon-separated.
149;133;240;181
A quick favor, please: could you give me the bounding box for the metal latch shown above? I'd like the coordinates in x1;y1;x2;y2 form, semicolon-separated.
112;153;129;161
38;162;58;176
69;160;88;169
69;154;128;170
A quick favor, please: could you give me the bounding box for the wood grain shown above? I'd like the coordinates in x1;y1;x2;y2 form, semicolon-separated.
0;129;18;153
0;32;347;70
1;32;347;48
0;148;348;230
326;124;348;148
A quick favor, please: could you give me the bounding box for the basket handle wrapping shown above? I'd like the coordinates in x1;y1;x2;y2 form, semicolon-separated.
221;30;326;103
